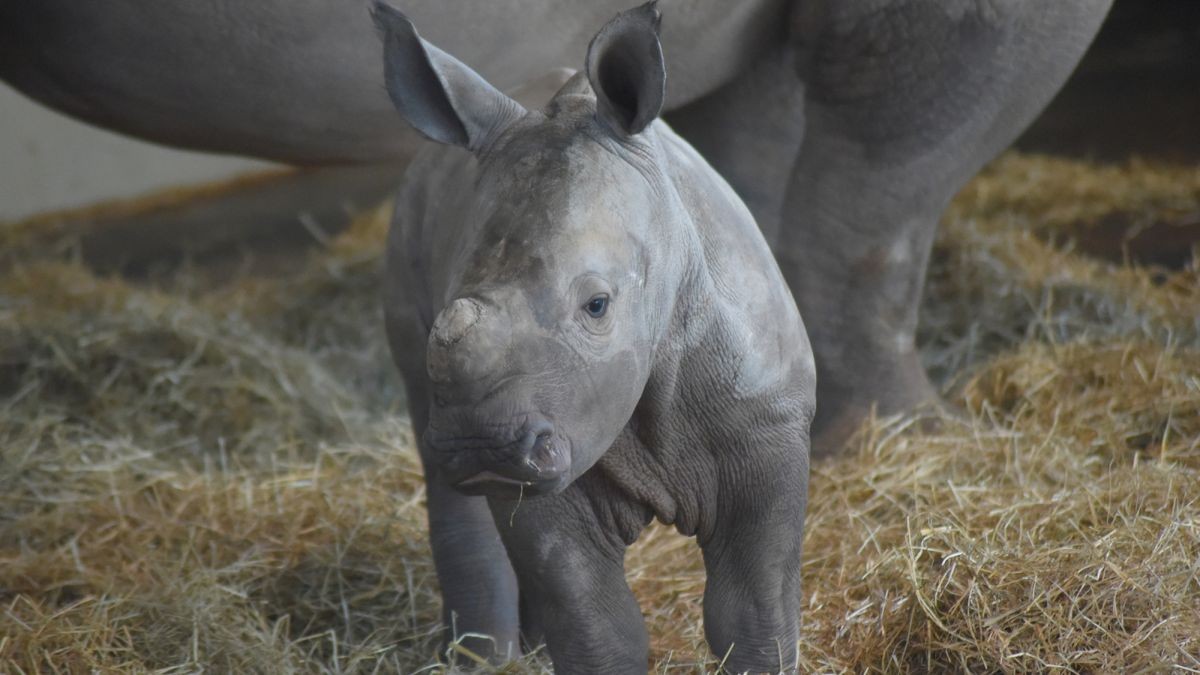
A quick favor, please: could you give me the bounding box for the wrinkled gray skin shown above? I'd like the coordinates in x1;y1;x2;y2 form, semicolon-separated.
0;0;1113;456
375;4;814;671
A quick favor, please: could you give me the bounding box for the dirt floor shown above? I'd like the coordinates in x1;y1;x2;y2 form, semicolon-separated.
1;151;1199;673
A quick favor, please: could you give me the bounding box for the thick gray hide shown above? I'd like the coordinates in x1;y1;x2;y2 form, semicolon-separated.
376;4;814;673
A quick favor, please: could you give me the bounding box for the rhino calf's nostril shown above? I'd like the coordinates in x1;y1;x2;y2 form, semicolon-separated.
513;424;555;467
516;425;552;451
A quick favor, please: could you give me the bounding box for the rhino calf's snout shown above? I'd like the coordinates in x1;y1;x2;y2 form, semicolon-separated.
425;414;570;495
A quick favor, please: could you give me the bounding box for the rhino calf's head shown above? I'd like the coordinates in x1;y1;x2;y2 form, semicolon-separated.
375;2;679;498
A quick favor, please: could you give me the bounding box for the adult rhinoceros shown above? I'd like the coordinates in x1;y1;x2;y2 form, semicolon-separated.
0;1;1111;450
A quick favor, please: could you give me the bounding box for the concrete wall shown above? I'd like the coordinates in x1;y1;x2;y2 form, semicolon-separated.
0;83;278;222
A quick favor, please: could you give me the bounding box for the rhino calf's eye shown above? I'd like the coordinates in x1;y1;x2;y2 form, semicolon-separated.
584;294;610;319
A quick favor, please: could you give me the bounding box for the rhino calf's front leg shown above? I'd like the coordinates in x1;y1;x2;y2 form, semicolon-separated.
490;477;649;675
397;382;523;661
701;448;808;674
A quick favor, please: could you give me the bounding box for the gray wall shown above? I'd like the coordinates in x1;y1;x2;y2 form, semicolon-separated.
1;83;278;222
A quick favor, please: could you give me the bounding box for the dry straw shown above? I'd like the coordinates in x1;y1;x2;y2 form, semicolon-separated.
1;152;1198;673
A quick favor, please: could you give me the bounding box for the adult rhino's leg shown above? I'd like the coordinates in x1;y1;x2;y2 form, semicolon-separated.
783;0;1112;454
673;0;1112;455
666;47;806;245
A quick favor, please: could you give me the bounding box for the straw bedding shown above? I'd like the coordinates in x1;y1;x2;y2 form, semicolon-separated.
1;152;1198;673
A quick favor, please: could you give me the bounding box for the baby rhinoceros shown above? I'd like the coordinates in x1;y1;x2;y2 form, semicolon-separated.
374;2;815;672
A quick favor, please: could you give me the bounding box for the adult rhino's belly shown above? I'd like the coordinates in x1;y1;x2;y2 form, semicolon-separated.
401;0;788;109
0;0;784;162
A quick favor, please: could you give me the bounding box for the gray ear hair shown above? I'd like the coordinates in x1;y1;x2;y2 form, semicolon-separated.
372;1;524;151
585;1;666;136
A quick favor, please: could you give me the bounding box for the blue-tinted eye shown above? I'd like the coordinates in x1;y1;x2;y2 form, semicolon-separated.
584;294;609;318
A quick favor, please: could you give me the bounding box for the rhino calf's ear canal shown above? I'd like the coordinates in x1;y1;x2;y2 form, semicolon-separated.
586;1;666;137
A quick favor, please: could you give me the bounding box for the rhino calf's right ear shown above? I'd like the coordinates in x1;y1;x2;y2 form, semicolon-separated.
372;0;524;152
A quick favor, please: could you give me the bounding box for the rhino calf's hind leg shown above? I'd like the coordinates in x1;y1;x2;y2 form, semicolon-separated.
673;0;1112;456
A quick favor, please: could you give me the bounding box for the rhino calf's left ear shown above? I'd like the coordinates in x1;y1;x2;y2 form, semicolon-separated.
372;0;524;152
585;1;666;137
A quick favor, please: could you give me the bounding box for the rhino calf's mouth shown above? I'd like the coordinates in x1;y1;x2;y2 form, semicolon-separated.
425;417;572;496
